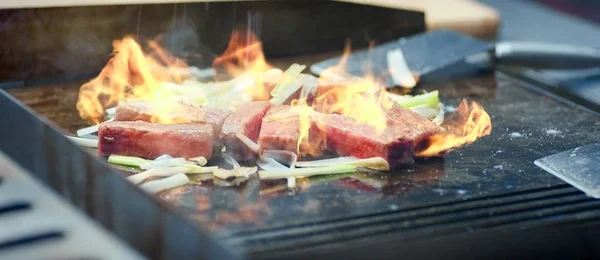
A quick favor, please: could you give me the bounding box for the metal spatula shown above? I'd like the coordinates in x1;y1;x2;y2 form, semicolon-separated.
535;143;600;199
311;30;600;87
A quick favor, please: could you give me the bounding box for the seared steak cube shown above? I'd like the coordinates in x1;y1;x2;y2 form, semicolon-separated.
220;101;270;161
98;121;213;160
114;101;230;146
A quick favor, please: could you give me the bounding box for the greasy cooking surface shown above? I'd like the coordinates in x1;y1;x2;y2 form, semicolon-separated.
9;82;89;134
8;73;600;247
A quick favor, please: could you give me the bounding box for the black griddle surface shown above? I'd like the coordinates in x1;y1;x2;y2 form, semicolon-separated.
8;72;600;257
161;73;600;253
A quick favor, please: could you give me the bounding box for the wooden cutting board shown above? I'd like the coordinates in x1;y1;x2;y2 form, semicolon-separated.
339;0;500;39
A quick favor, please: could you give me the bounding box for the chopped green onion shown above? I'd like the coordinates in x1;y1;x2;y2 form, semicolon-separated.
213;166;258;180
67;136;98;148
235;132;259;154
389;90;439;108
140;157;187;170
270;64;306;98
139;173;189;194
175;165;217;174
222;153;240;169
410;105;438;119
108;155;151;167
76;118;114;137
259;164;357;179
432;102;445;125
295;157;390;171
127;167;189;185
387;48;417;88
189;156;208;166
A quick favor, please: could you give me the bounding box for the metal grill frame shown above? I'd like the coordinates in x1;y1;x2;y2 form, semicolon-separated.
0;90;241;259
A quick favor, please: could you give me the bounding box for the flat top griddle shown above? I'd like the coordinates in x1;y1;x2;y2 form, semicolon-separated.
7;67;600;258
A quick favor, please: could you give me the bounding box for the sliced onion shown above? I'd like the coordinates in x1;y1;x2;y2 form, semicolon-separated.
299;74;318;100
154;154;174;161
259;164;357;180
139;173;189;194
263;110;298;122
188;156;208;166
256;157;289;170
352;174;385;189
287;177;297;188
387;48;417;88
410;105;438;119
269;79;303;105
262;150;297;168
127;167;188;185
295;156;390;171
177;165;217;174
140;158;186;170
222;153;240;169
264;68;283;82
432;102;445;126
213;166;258;180
67;136;98;148
235;132;259;154
76;118;114;137
105;107;117;117
270;64;306;98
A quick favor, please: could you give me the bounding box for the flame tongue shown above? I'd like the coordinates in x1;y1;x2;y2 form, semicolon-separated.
416;100;492;157
76;36;189;124
212;30;274;101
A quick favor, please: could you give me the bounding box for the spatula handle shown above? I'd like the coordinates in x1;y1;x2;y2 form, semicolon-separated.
495;42;600;69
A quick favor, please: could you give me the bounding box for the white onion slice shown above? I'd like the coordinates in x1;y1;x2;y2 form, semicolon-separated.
139;173;189;194
299;74;318;100
140;158;186;170
387;48;417;88
259;165;357;180
262;150;298;168
105;107;117;117
263;110;298;122
287;177;297;188
66;136;98;148
188;156;208;166
256;157;289;170
222;153;240;169
432;103;445;126
76;118;114;137
410;106;438;119
235;132;259;154
127;167;188;185
183;165;217;174
269;79;303;105
213;166;258;180
295;156;390;171
264;68;283;82
154;154;174;161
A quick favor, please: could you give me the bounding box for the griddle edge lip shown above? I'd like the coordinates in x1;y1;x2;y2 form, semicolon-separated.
497;70;600;116
0;89;244;260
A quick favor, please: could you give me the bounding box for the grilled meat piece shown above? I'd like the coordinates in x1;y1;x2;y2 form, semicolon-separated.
98;121;213;160
258;105;325;156
114;101;230;146
220;101;271;161
319;103;441;167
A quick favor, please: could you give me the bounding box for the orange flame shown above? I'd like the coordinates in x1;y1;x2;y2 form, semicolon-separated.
319;41;354;80
289;43;392;155
213;31;274;101
416;100;492;156
76;36;189;124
